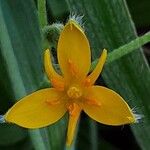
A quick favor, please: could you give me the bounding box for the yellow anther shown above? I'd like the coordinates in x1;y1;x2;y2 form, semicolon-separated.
85;98;101;106
68;59;78;77
51;78;64;91
67;86;82;99
46;100;60;105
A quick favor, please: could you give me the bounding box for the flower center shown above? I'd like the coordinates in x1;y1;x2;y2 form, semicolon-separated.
67;86;82;99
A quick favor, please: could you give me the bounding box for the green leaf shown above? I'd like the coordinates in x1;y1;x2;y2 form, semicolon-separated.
76;117;98;150
0;124;27;146
47;0;69;22
67;0;150;149
0;0;69;149
30;115;68;150
0;136;33;150
0;0;43;149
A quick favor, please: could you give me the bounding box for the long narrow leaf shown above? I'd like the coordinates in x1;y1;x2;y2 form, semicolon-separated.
67;0;150;149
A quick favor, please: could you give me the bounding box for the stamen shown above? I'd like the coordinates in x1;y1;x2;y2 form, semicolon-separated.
68;59;78;77
83;77;91;87
46;100;60;105
67;86;82;99
85;98;101;106
51;78;64;91
67;103;79;116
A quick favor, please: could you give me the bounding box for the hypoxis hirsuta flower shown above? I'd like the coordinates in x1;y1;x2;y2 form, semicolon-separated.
4;20;136;146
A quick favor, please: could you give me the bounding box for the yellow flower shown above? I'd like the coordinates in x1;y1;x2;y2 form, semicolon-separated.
4;20;136;146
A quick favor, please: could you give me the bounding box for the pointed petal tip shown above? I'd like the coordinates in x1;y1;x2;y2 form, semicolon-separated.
58;19;91;81
44;48;64;89
127;109;144;124
66;139;72;148
83;86;140;126
68;19;76;25
45;48;50;51
4;89;67;129
67;19;84;33
103;48;107;51
67;19;76;29
102;48;107;57
44;49;50;56
127;116;136;123
87;49;107;85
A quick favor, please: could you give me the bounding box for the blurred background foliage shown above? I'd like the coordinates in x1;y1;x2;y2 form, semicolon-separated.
0;0;150;150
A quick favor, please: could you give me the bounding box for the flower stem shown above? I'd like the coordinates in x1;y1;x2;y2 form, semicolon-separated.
37;0;47;28
91;31;150;70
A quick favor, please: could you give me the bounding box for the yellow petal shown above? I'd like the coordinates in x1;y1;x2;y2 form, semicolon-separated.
44;49;65;90
83;86;136;125
66;103;81;146
85;49;107;86
57;20;91;82
5;88;67;128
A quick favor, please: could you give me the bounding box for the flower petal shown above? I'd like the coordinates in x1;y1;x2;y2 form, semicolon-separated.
66;103;81;146
85;49;107;86
83;86;136;125
44;49;65;90
5;88;67;128
57;20;91;82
